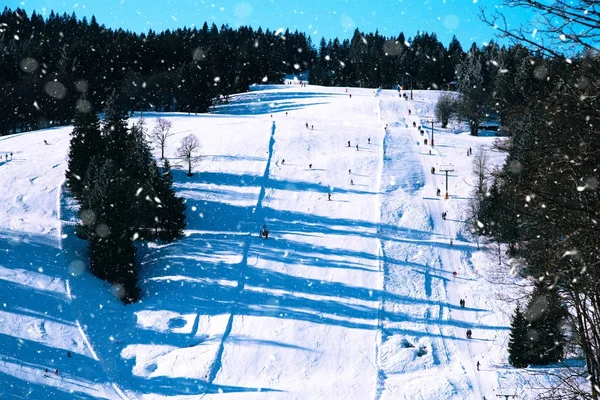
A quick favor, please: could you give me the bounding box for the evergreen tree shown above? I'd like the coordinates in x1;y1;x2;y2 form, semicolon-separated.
456;46;490;135
81;158;141;302
508;304;529;368
66;104;103;199
89;234;140;304
524;282;566;365
155;159;187;241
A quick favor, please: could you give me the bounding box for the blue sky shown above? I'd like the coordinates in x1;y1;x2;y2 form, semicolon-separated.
7;0;534;47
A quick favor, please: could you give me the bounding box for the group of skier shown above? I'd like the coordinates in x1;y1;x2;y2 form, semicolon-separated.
0;152;13;161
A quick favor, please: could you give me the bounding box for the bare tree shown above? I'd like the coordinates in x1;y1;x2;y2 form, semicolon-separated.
480;1;600;58
176;134;201;176
151;117;173;159
434;92;457;129
472;145;489;195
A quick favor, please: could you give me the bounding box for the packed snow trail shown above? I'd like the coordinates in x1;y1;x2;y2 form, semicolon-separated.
375;90;476;399
412;115;499;399
210;88;384;399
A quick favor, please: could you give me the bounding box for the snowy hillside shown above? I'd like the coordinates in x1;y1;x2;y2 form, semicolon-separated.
0;85;546;399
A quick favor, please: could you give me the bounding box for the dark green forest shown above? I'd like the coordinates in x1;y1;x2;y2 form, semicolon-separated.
1;6;469;136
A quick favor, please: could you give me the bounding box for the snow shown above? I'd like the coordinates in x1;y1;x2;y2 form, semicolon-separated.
0;84;562;399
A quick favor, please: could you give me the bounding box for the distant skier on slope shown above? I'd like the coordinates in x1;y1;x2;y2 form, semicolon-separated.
260;224;269;239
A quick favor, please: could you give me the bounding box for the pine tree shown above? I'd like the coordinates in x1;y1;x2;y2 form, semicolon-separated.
155;159;187;241
102;91;132;164
66;104;103;199
79;158;140;302
456;46;490;136
508;304;529;368
524;282;566;365
89;234;140;304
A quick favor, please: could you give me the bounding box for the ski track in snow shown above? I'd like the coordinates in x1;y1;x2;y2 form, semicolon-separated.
205;121;278;391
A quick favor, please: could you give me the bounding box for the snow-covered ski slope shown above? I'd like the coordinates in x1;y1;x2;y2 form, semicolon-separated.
1;84;538;399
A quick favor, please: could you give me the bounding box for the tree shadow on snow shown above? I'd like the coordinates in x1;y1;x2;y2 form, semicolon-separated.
58;150;507;396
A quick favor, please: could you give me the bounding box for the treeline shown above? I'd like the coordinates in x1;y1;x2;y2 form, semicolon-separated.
1;7;478;137
0;7;316;135
310;30;464;90
465;45;600;396
439;42;541;136
67;92;186;303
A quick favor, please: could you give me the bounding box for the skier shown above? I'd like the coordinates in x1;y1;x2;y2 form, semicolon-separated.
436;188;441;196
368;138;371;144
431;166;435;174
413;121;416;128
348;169;352;174
44;140;49;145
356;144;359;151
309;164;312;169
453;271;457;279
477;361;480;371
305;122;309;128
349;94;352;99
348;140;351;147
282;159;285;165
408;109;411;115
260;224;268;239
466;329;472;339
350;179;354;185
328;193;331;201
467;149;470;156
67;351;71;358
285;112;288;116
450;239;454;246
311;125;314;130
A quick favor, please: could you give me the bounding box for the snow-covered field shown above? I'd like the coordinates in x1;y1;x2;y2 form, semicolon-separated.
0;85;550;399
